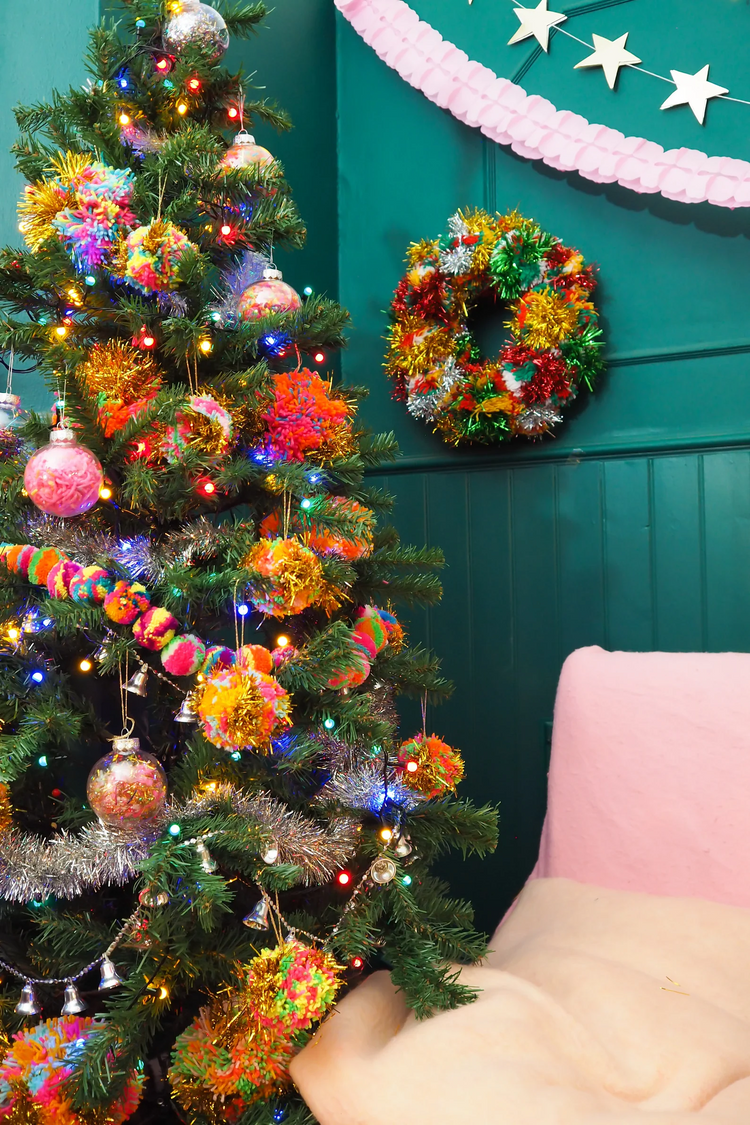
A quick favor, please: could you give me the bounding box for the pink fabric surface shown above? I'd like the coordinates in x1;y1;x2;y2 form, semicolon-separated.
531;646;750;907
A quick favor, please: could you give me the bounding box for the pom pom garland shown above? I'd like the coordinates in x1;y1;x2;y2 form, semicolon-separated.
386;209;605;444
132;606;179;651
161;633;207;676
26;547;66;587
396;733;464;799
0;1016;143;1124
70;565;115;604
47;559;83;599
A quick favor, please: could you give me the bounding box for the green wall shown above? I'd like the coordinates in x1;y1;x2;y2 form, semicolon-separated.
336;1;750;933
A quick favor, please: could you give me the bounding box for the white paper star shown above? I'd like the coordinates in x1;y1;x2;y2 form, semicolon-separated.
574;33;641;90
508;0;566;52
660;64;728;125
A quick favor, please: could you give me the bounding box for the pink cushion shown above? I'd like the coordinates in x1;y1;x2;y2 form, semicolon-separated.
530;646;750;907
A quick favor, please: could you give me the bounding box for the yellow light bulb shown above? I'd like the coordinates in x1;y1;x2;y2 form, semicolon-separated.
79;658;93;673
119;112;131;126
158;985;169;1000
177;102;188;116
54;326;67;338
198;338;212;353
67;288;81;304
7;627;20;641
99;485;113;500
379;827;393;842
276;635;290;648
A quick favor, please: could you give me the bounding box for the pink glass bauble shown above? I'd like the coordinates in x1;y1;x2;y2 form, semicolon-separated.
87;737;167;829
237;272;302;321
23;427;103;518
221;130;274;172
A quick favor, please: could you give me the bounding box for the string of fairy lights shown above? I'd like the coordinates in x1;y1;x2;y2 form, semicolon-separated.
467;0;750;125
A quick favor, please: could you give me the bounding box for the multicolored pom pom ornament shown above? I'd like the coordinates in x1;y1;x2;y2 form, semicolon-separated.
238;266;301;322
162;0;230;59
76;341;163;439
260;496;375;562
0;1016;143;1125
18;151;136;268
23;428;104;518
221;129;274;172
396;732;464;799
87;736;168;829
161;633;207;676
243;537;325;618
258;368;355;464
196;645;291;753
117;219;195;295
170;939;342;1114
132;606;179;651
163;394;234;462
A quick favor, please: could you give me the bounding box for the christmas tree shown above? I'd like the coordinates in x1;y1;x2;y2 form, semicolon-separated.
0;3;497;1122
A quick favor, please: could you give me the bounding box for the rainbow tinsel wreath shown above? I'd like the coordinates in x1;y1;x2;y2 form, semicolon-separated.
169;939;342;1117
0;1016;143;1124
385;208;605;445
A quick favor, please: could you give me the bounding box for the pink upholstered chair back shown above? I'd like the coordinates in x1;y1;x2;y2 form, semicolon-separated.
531;646;750;907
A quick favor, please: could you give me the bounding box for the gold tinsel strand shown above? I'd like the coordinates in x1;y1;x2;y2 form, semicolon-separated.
107;233;129;277
407;238;440;267
49;150;92;187
0;782;13;836
76;341;163;403
142;219;170;254
509;288;580;350
17;182;68;252
385;315;455;382
182;408;230;458
2;1085;43;1125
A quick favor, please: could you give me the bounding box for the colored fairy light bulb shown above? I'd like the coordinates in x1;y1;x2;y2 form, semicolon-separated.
303;286;313;296
99;485;113;500
198;337;212;352
84;275;96;286
300;497;312;510
228;106;239;119
402;875;413;886
406;760;419;773
79;658;93;672
37;754;48;765
276;635;289;647
31;673;45;685
54;325;67;338
236;604;249;617
336;871;351;886
323;717;336;731
314;352;325;364
119;112;131;125
177;102;188;115
187;77;201;91
220;223;231;236
168;823;181;836
379;827;393;842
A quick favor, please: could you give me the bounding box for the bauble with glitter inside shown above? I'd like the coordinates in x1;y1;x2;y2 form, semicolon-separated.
238;267;301;322
162;0;229;59
221;129;274;172
0;392;22;430
23;427;104;518
87;736;167;829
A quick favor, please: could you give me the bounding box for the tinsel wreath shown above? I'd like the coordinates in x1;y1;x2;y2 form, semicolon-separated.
385;208;605;444
0;782;358;903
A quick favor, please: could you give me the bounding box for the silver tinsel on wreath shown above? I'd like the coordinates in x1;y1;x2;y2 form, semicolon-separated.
514;404;563;435
447;211;469;240
439;242;475;276
0;784;359;902
317;765;422;813
407;356;466;422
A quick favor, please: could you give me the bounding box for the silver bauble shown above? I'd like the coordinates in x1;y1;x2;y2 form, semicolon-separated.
163;0;229;59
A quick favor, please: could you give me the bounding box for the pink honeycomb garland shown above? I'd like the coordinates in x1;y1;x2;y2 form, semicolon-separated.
335;0;750;210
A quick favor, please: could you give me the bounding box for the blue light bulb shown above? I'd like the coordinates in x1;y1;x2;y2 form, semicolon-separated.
31;671;44;684
237;604;249;617
119;76;128;89
135;18;146;28
303;286;313;297
37;755;48;767
231;750;242;761
168;823;181;837
402;875;412;886
308;473;320;483
300;498;312;511
323;717;336;731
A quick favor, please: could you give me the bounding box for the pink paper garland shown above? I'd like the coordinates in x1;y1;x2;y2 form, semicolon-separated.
335;0;750;209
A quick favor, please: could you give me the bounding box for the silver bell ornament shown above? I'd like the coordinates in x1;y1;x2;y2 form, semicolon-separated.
125;666;149;697
262;844;279;865
369;857;397;885
61;981;87;1015
15;983;40;1016
98;957;123;991
393;835;413;859
139;886;170;908
162;0;229;59
174;693;198;723
242;898;270;930
196;841;217;873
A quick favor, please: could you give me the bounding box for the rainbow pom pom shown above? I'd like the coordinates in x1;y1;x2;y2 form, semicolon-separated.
161;633;207;676
46;559;83;599
6;544;36;578
0;1015;143;1124
197;662;291;753
201;645;235;675
133;606;179;651
396;732;465;799
27;547;66;587
351;605;389;658
70;564;116;604
327;646;370;690
121;220;194;295
104;580;151;624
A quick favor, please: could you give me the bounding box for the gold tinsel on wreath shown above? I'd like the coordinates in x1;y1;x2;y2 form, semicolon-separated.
385;314;455;383
509;287;580;351
76;341;163;403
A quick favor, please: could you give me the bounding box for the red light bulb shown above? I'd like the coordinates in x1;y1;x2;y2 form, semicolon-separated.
220;223;231;236
350;956;364;970
314;351;325;364
336;871;352;886
227;106;238;119
156;58;169;71
201;481;216;496
142;335;155;348
187;77;201;91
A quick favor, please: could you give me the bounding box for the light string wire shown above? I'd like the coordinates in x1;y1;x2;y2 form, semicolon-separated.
504;0;750;108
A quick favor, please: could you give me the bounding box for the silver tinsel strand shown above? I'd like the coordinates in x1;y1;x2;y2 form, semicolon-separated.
439;242;475;276
0;784;359;903
447;211;470;240
317;765;422;813
407;356;466;421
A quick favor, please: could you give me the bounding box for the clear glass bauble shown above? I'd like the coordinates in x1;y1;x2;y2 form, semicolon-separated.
23;427;104;518
0;393;23;430
237;272;301;321
87;737;167;830
220;130;274;172
162;0;229;59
